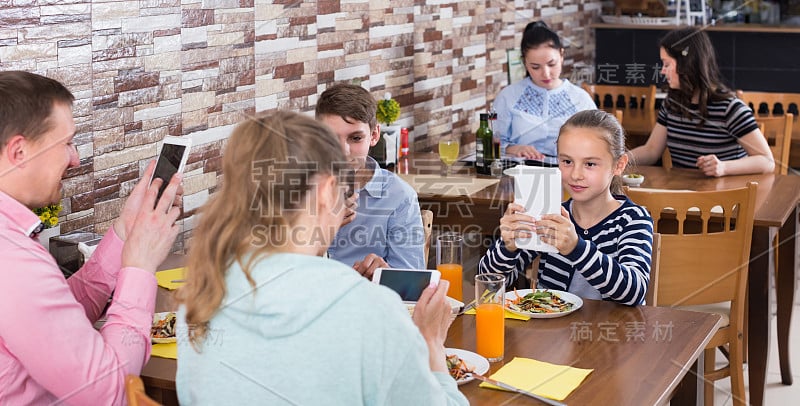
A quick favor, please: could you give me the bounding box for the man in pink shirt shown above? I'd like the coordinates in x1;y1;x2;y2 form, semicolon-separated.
0;71;183;404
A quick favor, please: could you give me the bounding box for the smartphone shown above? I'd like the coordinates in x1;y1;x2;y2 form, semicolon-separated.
372;268;441;303
150;136;191;202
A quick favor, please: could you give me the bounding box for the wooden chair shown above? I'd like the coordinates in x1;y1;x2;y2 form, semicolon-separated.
126;375;162;406
582;83;657;111
737;90;800;168
645;233;661;306
754;113;793;175
421;209;433;266
628;183;758;406
736;90;800;117
661;148;673;169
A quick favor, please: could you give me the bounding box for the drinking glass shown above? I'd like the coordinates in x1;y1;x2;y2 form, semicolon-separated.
436;233;463;301
475;273;505;362
437;135;460;176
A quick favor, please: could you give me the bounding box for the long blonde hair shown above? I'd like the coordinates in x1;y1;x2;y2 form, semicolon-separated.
177;110;348;347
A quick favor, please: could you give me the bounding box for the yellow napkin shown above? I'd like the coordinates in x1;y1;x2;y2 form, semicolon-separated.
155;268;185;290
151;342;177;359
464;307;531;321
479;357;593;401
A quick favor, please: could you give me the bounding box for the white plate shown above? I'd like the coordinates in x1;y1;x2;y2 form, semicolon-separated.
151;311;177;344
405;296;463;316
504;289;583;319
445;348;490;385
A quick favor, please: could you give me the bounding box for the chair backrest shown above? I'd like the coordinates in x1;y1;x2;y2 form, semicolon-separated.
737;91;800;168
582;83;657;111
613;109;623;124
645;232;661;306
736;90;800;117
126;375;161;406
661;148;673;169
421;209;433;266
627;183;757;312
754;113;793;175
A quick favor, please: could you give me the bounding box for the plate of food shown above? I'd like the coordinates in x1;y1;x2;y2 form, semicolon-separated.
445;348;489;385
151;311;177;344
504;289;583;319
406;296;463;318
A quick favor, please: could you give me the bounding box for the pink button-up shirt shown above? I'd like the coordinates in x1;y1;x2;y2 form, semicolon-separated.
0;190;157;405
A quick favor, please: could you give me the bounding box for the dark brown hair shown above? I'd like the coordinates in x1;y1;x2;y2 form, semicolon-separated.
178;110;349;347
660;27;733;120
315;83;377;130
559;110;627;195
520;21;563;78
0;71;74;147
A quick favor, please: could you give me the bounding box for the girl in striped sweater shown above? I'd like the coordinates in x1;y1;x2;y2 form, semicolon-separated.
629;27;774;176
478;110;654;305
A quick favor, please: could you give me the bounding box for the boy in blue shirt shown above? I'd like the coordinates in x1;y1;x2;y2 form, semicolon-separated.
316;84;425;278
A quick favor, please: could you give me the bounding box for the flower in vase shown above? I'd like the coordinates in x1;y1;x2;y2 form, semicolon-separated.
376;93;400;127
33;203;62;229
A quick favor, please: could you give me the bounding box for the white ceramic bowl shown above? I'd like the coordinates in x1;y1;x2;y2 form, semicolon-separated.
622;174;645;187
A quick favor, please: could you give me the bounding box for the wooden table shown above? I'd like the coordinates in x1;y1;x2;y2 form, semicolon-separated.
399;158;800;406
140;285;720;405
632;166;800;406
449;301;720;405
140;257;183;406
397;153;509;237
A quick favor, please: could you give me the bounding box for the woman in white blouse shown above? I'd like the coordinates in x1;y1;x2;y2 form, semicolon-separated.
495;21;596;160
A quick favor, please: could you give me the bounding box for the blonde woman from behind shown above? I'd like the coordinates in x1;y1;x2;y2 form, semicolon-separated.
175;111;467;406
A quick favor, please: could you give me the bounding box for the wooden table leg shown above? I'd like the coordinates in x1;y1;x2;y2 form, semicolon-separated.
776;205;798;385
748;226;775;406
672;351;704;405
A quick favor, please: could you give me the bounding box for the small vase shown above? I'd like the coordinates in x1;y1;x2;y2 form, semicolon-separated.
37;225;60;253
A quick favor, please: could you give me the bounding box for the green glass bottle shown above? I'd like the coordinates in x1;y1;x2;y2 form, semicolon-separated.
476;113;494;175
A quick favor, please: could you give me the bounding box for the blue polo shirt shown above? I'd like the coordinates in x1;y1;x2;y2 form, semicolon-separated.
328;157;425;269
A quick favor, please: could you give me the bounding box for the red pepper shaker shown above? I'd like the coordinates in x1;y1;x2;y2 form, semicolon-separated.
400;127;409;157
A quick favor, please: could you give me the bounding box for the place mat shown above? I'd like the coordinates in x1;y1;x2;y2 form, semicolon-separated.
155;268;185;290
479;357;593;401
396;174;499;197
151;342;177;359
463;307;530;321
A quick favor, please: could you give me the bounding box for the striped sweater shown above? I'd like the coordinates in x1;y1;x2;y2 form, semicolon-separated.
658;96;760;168
478;197;654;305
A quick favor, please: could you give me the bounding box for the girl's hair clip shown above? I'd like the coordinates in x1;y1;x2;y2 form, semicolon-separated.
681;47;689;57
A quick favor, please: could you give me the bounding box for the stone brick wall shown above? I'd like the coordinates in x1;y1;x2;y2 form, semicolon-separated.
0;0;602;249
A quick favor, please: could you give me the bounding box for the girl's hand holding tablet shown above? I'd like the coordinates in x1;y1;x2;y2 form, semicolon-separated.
499;203;536;252
534;207;579;256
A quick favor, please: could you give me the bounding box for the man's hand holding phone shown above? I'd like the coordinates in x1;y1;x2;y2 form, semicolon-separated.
120;161;183;273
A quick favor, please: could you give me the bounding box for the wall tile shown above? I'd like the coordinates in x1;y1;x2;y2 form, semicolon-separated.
1;0;602;241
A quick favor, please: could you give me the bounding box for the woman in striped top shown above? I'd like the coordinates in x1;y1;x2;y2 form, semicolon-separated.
629;27;773;176
479;110;653;305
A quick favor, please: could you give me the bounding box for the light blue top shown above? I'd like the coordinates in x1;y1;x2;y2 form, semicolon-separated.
494;78;596;157
176;253;468;406
328;156;425;269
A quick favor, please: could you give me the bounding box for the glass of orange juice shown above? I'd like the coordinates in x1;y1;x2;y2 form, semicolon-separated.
436;233;463;301
475;273;505;362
